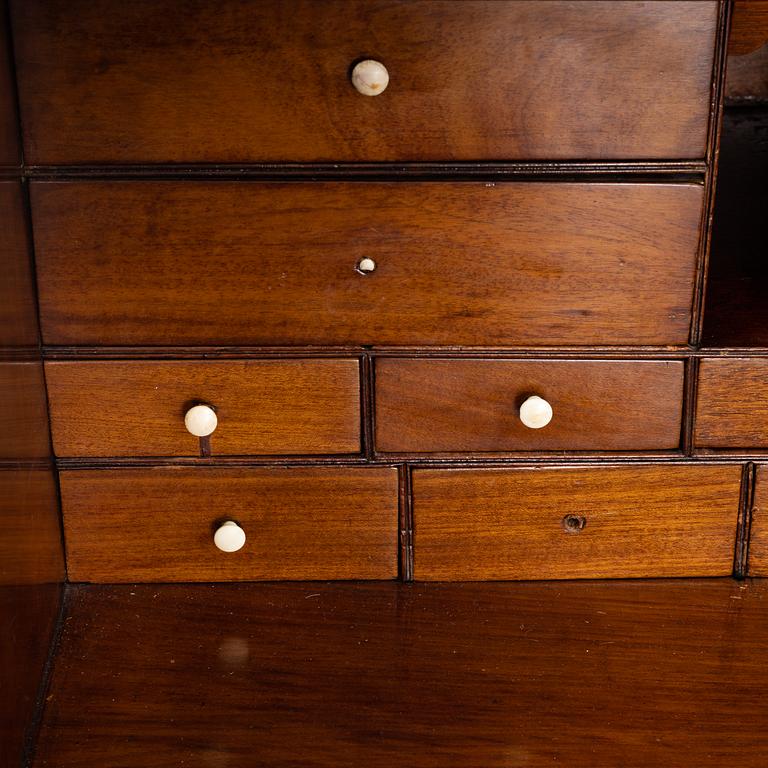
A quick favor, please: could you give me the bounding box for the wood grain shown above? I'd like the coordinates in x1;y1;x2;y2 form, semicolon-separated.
32;181;704;347
11;0;717;164
0;182;38;348
33;579;768;768
0;361;51;460
412;465;741;580
45;360;361;457
375;359;684;453
694;358;768;447
729;0;768;55
748;464;768;574
0;1;20;166
60;467;399;582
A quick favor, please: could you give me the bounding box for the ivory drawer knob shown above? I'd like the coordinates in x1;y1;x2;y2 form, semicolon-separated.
356;257;377;274
519;395;553;429
351;60;389;96
214;521;246;553
184;404;218;437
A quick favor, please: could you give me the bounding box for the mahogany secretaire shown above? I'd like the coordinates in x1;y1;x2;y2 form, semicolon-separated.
4;1;768;765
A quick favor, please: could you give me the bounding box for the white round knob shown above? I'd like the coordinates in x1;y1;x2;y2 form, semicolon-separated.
519;395;553;429
351;60;389;96
214;521;246;553
356;257;376;274
184;404;217;437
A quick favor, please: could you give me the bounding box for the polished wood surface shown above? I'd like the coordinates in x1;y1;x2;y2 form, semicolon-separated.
0;2;20;166
695;358;768;447
0;584;61;768
729;0;768;55
12;0;717;164
32;181;704;347
749;464;768;574
0;361;51;460
412;465;741;580
33;579;768;768
61;467;398;582
376;359;684;453
46;360;361;457
0;182;38;348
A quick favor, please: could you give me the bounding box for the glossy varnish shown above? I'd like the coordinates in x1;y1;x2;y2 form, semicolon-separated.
12;0;717;163
32;181;704;346
33;579;768;768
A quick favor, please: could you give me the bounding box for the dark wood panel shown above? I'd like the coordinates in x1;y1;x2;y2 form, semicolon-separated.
376;359;683;453
729;0;768;55
0;1;20;166
749;464;768;574
45;360;361;457
32;182;704;346
412;465;741;580
0;583;61;768
695;358;768;447
61;467;399;582
0;361;51;460
12;0;717;164
0;182;38;348
33;579;768;768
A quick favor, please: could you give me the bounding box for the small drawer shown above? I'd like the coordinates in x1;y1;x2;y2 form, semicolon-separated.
33;181;703;347
412;465;741;580
376;359;684;453
12;0;716;163
45;360;361;457
750;465;768;575
60;467;399;582
695;358;768;448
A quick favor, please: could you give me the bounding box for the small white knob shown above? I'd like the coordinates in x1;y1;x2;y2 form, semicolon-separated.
519;395;553;429
214;521;246;553
184;404;217;437
356;257;376;274
351;60;389;96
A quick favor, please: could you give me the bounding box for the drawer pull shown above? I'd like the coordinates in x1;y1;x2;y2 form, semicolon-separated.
184;404;218;437
213;521;246;553
351;59;389;96
562;514;587;534
356;257;377;274
519;395;553;429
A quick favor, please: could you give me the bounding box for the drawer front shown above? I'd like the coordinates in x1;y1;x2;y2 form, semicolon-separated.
45;360;361;458
749;465;768;575
33;182;703;346
12;0;717;164
695;358;768;448
376;359;683;453
412;465;741;580
61;467;399;582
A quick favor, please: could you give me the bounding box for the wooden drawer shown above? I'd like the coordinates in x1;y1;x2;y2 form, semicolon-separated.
11;1;717;164
749;464;768;575
61;467;399;582
412;465;741;580
376;359;683;453
695;358;768;448
45;360;361;458
33;182;703;347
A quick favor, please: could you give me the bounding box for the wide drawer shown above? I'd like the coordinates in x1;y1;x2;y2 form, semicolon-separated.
412;465;741;580
61;467;399;582
695;358;768;448
376;359;683;453
45;360;361;457
33;182;704;346
11;0;717;164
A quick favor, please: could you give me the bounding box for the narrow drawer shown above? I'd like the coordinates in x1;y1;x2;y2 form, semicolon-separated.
11;0;716;163
61;467;399;582
45;360;361;458
33;182;703;346
695;358;768;448
412;465;741;580
750;465;768;575
376;359;683;453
